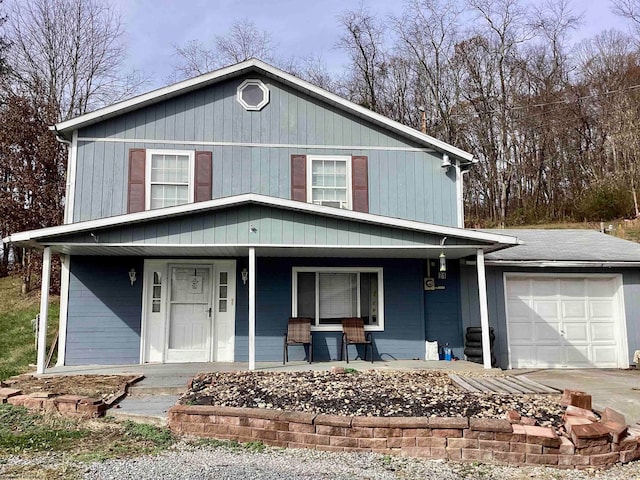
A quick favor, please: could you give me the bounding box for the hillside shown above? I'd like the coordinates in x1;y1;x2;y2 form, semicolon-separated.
0;275;59;380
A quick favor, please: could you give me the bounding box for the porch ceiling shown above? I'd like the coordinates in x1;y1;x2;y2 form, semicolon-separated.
48;243;497;259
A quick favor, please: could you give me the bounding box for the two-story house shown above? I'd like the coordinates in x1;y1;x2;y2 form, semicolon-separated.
6;59;640;373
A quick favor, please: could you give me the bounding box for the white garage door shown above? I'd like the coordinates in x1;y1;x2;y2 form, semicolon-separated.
505;275;627;369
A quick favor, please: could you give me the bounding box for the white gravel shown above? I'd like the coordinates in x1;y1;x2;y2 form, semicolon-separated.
4;442;638;480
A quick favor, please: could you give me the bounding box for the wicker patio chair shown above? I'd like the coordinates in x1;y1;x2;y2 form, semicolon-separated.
340;317;374;363
283;317;313;364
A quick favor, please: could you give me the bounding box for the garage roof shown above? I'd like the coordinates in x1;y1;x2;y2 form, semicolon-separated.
483;229;640;265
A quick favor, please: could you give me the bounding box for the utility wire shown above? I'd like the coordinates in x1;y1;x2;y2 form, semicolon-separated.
448;83;640;118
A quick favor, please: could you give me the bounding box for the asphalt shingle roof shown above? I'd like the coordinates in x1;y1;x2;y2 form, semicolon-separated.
482;229;640;263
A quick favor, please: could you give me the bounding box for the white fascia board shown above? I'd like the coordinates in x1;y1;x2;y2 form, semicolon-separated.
484;260;640;267
51;59;474;163
4;193;520;246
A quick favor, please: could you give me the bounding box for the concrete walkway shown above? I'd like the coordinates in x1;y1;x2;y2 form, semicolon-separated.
517;368;640;424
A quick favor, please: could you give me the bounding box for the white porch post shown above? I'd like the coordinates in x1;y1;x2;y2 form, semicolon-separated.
248;247;256;371
476;249;492;369
37;247;52;374
56;254;70;367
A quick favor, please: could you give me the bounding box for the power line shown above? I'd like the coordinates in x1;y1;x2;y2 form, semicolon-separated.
448;83;640;118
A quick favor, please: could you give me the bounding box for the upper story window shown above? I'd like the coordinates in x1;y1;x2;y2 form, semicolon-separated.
237;79;269;111
307;155;352;210
146;149;195;209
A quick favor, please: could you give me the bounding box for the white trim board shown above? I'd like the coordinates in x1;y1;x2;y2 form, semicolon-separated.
52;59;474;163
76;137;436;153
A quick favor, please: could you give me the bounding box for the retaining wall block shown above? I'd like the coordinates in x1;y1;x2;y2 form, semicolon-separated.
523;425;561;447
461;448;493;461
417;437;446;448
493;451;526;464
469;418;513;433
526;453;558;465
589;452;620;467
432;428;462;438
429;417;469;429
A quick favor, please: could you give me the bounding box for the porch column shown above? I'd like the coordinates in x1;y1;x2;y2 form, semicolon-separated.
248;247;256;371
476;249;492;369
37;247;52;374
56;254;70;367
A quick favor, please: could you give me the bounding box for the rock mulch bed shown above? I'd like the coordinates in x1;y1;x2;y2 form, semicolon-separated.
181;370;565;429
171;370;640;469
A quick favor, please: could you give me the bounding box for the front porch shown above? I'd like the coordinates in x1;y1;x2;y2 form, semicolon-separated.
5;194;520;373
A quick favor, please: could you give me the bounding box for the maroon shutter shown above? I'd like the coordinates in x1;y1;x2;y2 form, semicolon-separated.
291;154;307;202
127;148;146;213
194;151;212;202
351;155;369;213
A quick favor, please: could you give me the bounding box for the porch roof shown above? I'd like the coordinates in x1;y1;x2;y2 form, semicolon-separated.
5;194;519;258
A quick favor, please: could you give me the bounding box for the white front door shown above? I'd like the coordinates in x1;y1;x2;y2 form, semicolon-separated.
166;265;213;362
505;274;628;369
142;260;236;364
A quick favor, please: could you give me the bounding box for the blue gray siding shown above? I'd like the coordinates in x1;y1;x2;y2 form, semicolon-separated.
66;256;143;365
234;258;426;362
460;265;640;368
424;261;464;360
54;205;477;247
73;74;458;226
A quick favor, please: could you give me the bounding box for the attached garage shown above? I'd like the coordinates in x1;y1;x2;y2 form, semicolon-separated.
504;274;628;369
461;229;640;370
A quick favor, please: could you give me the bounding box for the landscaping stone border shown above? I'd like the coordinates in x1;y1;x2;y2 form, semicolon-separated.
0;388;107;417
167;403;640;469
0;374;144;418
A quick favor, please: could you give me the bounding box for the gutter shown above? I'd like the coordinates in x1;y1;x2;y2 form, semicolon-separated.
484;260;640;268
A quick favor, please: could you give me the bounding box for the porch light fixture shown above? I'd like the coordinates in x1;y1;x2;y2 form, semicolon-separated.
439;236;447;273
241;268;249;285
128;268;137;286
441;153;452;169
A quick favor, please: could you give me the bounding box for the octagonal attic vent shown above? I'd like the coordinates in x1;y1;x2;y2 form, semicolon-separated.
237;79;269;111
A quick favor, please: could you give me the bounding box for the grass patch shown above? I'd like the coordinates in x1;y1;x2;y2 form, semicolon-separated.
0;404;85;454
121;421;174;447
195;438;265;452
0;275;59;381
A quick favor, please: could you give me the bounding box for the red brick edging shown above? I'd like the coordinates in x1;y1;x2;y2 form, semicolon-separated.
168;404;640;468
0;387;107;417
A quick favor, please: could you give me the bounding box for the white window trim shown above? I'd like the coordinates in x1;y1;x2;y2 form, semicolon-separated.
145;149;195;210
291;266;384;332
306;155;352;210
237;79;270;111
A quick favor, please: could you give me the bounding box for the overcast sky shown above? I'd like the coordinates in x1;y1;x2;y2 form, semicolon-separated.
114;0;628;91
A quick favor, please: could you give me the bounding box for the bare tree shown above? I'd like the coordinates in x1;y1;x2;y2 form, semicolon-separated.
172;19;278;80
3;0;145;121
336;5;388;111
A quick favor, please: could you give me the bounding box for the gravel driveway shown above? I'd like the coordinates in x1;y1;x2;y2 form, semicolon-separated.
80;443;640;480
3;442;640;479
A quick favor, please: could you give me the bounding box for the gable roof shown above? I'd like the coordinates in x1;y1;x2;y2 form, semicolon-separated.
51;59;474;164
5;194;517;251
484;229;640;265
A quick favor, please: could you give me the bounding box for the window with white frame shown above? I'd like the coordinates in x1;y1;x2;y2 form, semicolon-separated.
146;150;194;209
307;155;352;209
292;267;383;330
